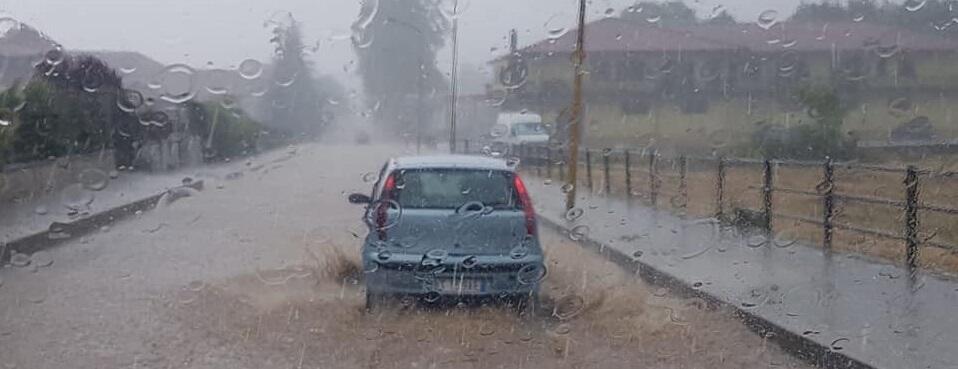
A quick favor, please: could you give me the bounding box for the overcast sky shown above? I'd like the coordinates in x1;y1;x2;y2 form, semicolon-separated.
2;0;810;88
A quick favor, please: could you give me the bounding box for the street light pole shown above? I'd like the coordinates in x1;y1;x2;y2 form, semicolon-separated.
417;52;424;154
565;0;587;211
386;17;426;154
448;0;460;153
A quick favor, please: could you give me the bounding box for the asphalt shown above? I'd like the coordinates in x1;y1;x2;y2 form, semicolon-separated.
524;175;958;369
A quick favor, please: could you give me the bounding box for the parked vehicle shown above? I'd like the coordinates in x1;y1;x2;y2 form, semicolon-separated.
491;112;550;146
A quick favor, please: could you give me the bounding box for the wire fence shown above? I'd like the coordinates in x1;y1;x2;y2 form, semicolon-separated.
458;139;958;274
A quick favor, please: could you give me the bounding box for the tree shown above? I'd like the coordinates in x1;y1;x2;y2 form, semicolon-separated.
11;54;137;164
0;83;23;165
706;10;737;25
263;14;327;136
353;0;450;135
621;1;698;25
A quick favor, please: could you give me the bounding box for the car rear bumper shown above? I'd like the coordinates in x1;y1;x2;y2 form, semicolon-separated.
363;256;545;297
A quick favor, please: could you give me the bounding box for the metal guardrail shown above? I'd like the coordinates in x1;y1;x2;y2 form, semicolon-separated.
456;139;958;276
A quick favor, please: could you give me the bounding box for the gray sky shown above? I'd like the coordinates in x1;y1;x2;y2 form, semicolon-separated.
1;0;807;88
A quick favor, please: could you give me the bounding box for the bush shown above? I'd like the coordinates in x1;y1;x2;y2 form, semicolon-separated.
751;85;856;160
185;100;268;160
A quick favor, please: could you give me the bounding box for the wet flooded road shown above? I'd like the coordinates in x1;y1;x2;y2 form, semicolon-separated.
0;143;812;369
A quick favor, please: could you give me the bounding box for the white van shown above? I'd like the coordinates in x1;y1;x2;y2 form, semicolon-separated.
491;112;550;146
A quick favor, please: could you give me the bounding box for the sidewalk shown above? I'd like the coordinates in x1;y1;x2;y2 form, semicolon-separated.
526;178;958;369
0;145;298;243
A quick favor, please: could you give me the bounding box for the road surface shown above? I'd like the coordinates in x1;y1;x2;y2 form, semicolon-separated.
0;143;812;369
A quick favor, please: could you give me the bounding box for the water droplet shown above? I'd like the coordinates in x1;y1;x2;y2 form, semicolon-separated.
238;58;264;80
116;89;143;113
461;255;479;269
9;252;31;267
645;15;662;24
746;234;768;248
544;14;568;40
61;183;94;211
652;287;668;297
560;183;575;194
44;45;65;66
564;208;584;221
757;10;779;30
509;245;530;260
569;225;589;241
904;0;928;12
78;168;109;191
153;64;196;104
274;69;297;87
852;13;865;22
553;295;585;319
204;69;232;95
490;124;509;138
888;97;913;117
376;250;392;262
516;263;547;284
81;69;103;93
830;337;850;350
875;44;899;59
426;249;448;261
773;231;797;248
604;8;616;17
362;172;377;183
34;205;48;215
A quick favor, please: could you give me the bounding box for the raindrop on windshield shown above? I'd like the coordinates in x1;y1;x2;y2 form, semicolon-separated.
544;14;568;40
361;172;377;183
116;89;144;112
603;8;616;18
569;225;590;241
78;168;109;191
44;45;65;66
9;252;31;267
238;58;264;80
757;10;779;30
153;64;196;104
564;207;584;221
904;0;928;12
516;263;547;284
61;183;94;211
560;183;575;193
553;295;585;319
746;234;768;248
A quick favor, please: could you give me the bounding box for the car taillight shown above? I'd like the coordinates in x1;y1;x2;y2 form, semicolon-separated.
376;173;397;240
513;174;536;235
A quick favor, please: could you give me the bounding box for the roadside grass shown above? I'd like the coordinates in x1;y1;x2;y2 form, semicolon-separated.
523;158;958;277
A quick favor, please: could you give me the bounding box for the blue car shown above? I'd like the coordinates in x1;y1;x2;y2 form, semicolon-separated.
348;155;545;312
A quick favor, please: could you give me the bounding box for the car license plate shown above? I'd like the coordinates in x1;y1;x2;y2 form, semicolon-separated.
439;278;484;294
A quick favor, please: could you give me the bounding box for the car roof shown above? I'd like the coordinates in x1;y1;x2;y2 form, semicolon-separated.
391;155;514;171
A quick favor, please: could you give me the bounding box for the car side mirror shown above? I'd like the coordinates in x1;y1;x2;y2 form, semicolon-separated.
348;193;372;204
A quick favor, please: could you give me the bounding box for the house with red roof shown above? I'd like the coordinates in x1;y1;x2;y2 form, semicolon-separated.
490;18;958;151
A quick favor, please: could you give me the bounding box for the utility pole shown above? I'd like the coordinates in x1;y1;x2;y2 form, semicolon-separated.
448;0;460;153
565;0;587;210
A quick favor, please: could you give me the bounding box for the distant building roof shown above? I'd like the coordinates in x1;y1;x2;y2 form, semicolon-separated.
515;18;958;57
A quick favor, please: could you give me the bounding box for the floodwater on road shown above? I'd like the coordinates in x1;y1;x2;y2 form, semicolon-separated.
0;143;812;369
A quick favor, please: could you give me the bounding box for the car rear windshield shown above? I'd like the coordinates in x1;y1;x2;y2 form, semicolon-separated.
393;169;516;209
513;123;545;135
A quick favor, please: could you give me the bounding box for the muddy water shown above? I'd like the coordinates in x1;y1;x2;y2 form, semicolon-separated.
157;231;813;369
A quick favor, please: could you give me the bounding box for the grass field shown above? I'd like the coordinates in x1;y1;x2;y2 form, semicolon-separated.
520;150;958;277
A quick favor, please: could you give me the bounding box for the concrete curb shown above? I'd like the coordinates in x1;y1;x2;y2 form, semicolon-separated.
537;215;874;369
0;180;204;264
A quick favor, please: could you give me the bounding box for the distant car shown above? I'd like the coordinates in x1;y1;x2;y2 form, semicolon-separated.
491;111;550;146
348;155;545;312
